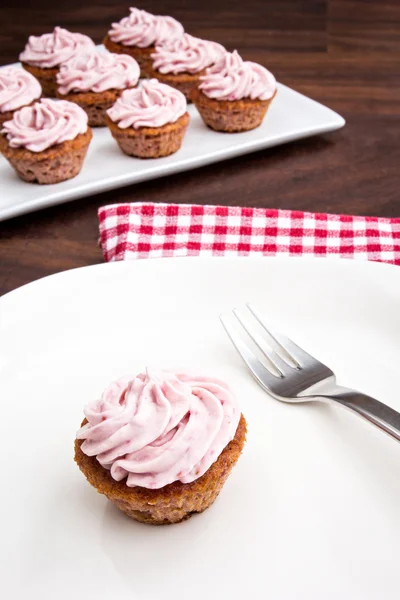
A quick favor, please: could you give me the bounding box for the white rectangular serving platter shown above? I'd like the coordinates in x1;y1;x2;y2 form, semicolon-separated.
0;64;345;222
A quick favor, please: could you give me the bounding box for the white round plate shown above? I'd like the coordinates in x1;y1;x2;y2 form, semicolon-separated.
1;257;400;600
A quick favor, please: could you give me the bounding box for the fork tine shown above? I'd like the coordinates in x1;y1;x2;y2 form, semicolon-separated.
247;303;315;368
232;308;293;376
220;314;282;391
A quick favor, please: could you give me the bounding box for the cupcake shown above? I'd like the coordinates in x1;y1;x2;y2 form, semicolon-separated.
150;33;225;101
0;98;92;184
0;67;41;128
192;50;277;132
56;50;140;127
106;79;189;159
104;7;184;78
75;369;247;525
19;26;95;97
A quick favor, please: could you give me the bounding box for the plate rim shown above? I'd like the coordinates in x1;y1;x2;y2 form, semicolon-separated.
1;255;397;305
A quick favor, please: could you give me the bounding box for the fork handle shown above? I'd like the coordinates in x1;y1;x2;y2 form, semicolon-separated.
323;389;400;442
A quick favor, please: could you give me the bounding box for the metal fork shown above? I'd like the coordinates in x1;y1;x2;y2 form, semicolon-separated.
220;303;400;442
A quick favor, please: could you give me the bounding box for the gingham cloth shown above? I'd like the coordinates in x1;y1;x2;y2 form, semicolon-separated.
98;203;400;264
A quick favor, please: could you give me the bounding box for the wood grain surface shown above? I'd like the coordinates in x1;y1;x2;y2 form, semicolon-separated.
1;0;399;294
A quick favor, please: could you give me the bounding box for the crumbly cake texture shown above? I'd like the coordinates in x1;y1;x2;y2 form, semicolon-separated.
0;110;14;128
106;112;189;158
103;36;152;77
0;128;92;184
56;88;127;127
21;63;59;97
147;68;206;102
75;413;247;525
191;88;277;132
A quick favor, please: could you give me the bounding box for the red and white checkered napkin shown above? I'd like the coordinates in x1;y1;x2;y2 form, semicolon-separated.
98;203;400;265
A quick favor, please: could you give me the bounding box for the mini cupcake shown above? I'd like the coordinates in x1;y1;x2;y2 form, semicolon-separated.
192;50;277;132
19;26;95;97
106;79;189;159
0;98;92;184
75;369;246;525
104;7;184;78
150;33;225;101
0;67;41;128
56;50;140;127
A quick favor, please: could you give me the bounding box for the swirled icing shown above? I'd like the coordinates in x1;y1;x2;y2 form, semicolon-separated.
109;8;184;48
199;50;276;101
107;78;186;129
1;98;88;152
152;33;225;75
0;67;41;112
77;369;241;489
57;50;140;94
19;26;95;69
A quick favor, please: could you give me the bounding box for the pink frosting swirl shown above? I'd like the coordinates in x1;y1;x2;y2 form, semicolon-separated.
19;26;95;69
0;67;41;113
152;33;225;75
57;50;140;94
199;50;276;101
107;78;186;129
109;7;184;48
1;98;88;152
76;369;240;489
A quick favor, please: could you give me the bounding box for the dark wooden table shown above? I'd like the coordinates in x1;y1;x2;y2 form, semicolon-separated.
1;0;399;295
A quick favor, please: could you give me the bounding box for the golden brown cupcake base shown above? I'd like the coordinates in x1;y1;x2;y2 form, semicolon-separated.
148;68;206;103
103;36;154;78
56;88;129;127
106;112;190;159
0;109;16;128
0;128;92;184
75;413;247;525
192;88;277;132
22;62;59;97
